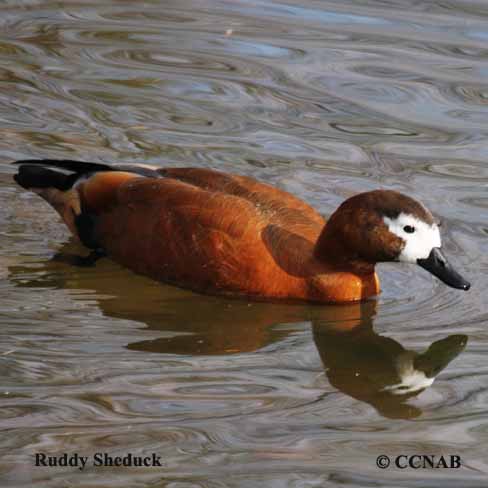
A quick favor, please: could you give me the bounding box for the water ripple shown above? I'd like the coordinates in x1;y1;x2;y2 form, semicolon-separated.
1;0;488;487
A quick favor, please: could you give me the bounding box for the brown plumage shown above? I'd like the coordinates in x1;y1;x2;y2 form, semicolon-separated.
13;160;469;303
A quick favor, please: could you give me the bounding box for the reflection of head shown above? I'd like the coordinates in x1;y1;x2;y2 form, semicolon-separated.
313;316;467;420
381;351;434;396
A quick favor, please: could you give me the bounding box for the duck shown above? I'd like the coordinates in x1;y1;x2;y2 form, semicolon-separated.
12;159;470;303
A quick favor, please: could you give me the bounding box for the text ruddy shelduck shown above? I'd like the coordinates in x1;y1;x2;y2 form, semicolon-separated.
13;160;470;303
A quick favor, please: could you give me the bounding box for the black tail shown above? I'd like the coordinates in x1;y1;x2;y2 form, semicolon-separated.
12;159;115;191
14;165;79;190
12;159;115;174
12;159;160;190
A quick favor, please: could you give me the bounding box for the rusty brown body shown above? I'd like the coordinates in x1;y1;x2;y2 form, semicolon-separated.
70;168;380;303
16;159;471;302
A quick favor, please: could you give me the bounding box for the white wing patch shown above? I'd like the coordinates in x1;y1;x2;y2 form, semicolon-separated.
383;213;441;262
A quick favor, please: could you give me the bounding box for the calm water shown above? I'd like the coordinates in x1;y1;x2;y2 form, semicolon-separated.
0;0;487;486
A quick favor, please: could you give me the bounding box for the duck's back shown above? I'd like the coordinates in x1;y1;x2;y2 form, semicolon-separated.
92;168;326;299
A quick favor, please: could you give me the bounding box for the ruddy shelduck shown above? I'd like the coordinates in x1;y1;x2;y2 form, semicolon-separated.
12;160;470;303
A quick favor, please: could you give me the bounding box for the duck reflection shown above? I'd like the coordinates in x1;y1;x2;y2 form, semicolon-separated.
312;302;467;418
9;241;467;419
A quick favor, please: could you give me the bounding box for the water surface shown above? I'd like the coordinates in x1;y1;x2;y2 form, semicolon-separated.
0;0;487;486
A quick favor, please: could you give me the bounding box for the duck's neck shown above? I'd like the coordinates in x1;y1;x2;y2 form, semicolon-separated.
314;224;376;275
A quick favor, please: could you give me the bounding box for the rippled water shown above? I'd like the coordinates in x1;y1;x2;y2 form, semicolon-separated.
1;0;487;486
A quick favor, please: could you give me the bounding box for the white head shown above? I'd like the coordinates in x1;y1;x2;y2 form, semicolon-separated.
382;209;469;290
324;190;470;290
383;212;441;263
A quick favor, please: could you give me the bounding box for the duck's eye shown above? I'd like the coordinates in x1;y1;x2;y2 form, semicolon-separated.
403;225;415;234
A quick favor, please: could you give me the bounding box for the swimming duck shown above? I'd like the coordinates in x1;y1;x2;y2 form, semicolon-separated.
12;160;470;303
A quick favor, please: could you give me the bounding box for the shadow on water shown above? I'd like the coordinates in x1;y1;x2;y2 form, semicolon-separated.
9;240;467;420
